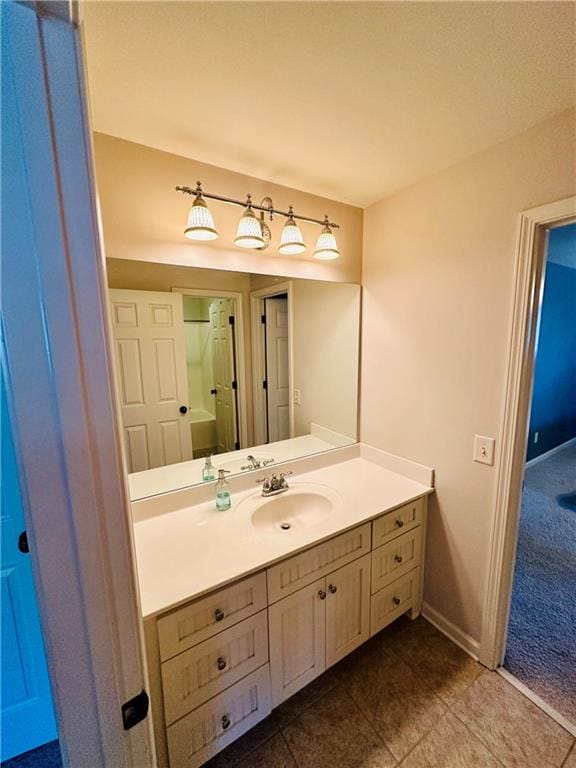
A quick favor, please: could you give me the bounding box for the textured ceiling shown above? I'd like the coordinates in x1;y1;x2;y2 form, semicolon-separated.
82;1;576;206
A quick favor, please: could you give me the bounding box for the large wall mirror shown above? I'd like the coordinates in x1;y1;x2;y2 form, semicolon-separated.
107;259;360;499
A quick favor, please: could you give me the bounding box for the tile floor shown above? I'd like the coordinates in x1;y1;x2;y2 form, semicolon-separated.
205;615;575;768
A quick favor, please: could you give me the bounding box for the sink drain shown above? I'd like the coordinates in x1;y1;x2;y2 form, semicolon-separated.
280;522;291;530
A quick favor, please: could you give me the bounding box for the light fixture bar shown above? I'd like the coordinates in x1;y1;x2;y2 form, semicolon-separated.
175;185;339;230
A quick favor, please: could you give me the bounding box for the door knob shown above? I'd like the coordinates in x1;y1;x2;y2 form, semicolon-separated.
179;405;188;414
210;388;217;395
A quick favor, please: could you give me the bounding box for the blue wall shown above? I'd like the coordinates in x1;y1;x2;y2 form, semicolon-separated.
527;223;576;461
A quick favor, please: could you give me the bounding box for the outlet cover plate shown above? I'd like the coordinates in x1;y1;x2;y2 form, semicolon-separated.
474;435;495;466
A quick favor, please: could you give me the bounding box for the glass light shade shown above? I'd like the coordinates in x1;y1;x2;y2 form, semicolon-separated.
313;227;340;260
184;197;218;240
278;217;306;255
234;207;265;249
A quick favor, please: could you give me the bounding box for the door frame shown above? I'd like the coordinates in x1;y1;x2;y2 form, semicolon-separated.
172;288;249;450
480;195;576;669
250;282;294;446
2;3;154;766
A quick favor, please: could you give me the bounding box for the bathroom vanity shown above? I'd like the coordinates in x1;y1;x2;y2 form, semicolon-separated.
132;446;433;768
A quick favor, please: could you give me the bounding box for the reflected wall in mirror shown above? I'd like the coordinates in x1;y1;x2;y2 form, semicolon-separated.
107;259;360;499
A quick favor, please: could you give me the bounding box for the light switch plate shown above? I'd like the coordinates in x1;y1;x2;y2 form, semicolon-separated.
474;435;495;466
293;388;301;405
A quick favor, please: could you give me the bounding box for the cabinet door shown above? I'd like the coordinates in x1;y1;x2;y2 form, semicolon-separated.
325;554;371;668
268;578;326;707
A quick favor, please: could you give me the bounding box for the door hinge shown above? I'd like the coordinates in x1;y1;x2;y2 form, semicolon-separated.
229;315;235;325
263;380;268;390
122;690;149;731
261;314;266;324
18;531;29;554
232;380;237;390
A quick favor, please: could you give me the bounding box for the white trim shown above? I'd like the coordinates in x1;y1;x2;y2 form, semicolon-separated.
249;281;294;445
3;5;153;765
172;287;249;450
497;669;576;736
359;443;434;487
421;603;480;661
480;196;576;669
525;436;576;469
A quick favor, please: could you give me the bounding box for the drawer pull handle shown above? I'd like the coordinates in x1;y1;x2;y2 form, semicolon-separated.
393;596;401;606
214;608;225;622
394;555;403;564
221;714;231;730
328;584;337;594
395;519;404;528
318;590;327;600
216;656;227;671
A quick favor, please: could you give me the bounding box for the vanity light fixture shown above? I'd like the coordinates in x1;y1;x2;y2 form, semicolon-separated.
313;216;340;260
234;195;265;249
278;207;306;256
184;182;219;241
176;183;340;258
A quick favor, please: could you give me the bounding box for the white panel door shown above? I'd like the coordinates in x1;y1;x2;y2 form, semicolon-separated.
264;297;290;442
109;289;192;472
1;381;57;761
325;554;371;668
209;300;238;453
268;578;326;707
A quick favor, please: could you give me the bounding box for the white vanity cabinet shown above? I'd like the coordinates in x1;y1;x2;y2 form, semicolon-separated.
146;494;428;768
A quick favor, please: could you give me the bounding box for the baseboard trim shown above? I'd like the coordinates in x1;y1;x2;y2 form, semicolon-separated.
422;602;480;661
525;436;576;469
497;668;576;736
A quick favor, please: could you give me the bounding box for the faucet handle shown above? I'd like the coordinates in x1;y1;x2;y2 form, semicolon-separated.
279;471;293;478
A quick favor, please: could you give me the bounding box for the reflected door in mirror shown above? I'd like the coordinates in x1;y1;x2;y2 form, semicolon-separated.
109;289;193;472
264;297;290;442
209;299;239;453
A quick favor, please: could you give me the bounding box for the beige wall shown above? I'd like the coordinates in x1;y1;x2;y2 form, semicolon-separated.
361;107;576;643
292;281;360;441
94;133;363;284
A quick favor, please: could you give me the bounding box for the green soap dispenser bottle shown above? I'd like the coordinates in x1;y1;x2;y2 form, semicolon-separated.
202;454;216;482
215;469;231;511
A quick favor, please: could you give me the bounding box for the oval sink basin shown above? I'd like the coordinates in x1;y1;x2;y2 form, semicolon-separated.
236;484;340;533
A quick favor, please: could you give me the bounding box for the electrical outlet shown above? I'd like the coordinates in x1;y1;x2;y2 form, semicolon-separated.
474;435;495;466
293;388;301;405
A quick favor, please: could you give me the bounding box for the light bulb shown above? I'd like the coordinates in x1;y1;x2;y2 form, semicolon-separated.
184;195;218;241
279;211;306;255
234;203;265;249
313;223;339;260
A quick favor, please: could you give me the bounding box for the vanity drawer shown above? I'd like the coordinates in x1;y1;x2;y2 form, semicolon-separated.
372;498;423;549
158;572;267;661
370;567;420;636
371;528;422;594
166;664;271;768
267;523;371;604
161;610;269;725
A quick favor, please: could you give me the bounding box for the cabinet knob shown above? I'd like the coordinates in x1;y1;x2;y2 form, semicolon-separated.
394;555;403;564
328;584;337;594
393;596;401;606
318;590;327;600
395;519;404;528
217;656;227;671
214;608;225;622
221;714;231;730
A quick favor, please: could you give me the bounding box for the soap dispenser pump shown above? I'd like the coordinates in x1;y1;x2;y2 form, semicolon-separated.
215;469;231;511
202;454;216;482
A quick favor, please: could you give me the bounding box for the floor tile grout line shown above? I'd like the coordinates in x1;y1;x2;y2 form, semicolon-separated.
279;730;301;768
443;702;509;768
560;738;576;768
337;683;401;764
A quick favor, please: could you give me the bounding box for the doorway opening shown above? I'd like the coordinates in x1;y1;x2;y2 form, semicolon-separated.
183;295;241;458
250;283;293;447
503;221;576;727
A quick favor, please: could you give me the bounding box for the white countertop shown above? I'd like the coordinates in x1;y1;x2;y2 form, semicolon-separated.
133;455;433;619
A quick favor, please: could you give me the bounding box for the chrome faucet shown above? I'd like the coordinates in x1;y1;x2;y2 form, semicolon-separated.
257;472;293;497
241;455;276;471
